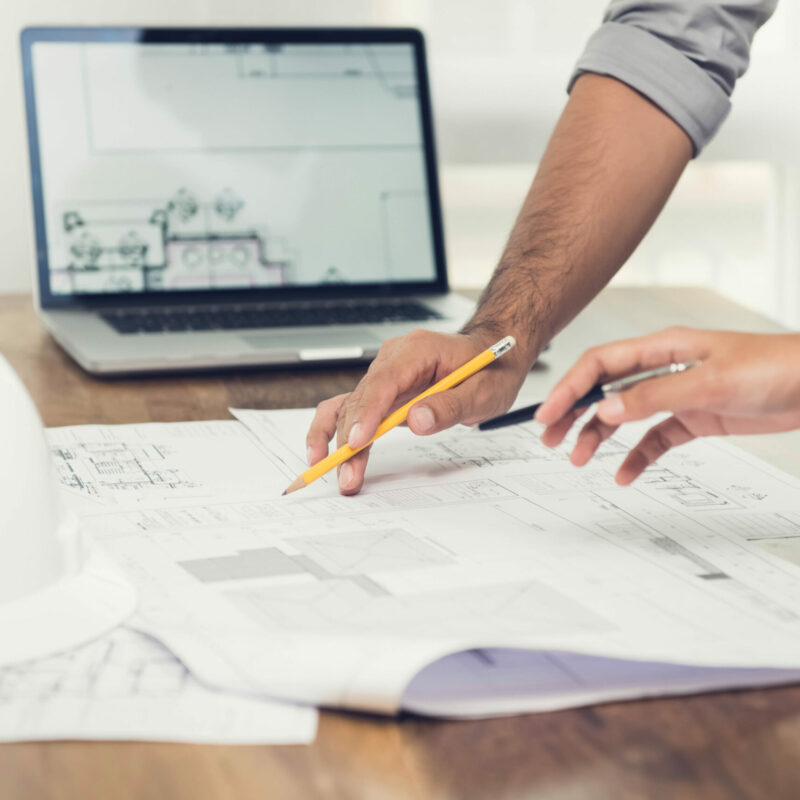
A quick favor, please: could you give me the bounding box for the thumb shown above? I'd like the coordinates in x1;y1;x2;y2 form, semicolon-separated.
407;383;474;435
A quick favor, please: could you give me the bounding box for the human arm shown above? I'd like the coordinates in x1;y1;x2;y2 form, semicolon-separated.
575;0;778;154
307;0;778;495
534;327;800;484
309;73;693;493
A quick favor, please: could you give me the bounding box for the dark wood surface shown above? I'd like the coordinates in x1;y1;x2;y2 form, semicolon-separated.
3;292;800;800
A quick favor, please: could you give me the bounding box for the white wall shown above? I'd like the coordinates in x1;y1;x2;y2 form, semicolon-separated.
2;0;799;327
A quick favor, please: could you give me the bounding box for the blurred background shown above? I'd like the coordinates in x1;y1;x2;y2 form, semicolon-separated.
2;1;799;325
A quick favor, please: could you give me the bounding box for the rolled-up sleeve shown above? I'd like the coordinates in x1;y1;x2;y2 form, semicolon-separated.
568;1;778;154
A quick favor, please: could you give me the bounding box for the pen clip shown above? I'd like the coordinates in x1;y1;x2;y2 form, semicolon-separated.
601;360;702;395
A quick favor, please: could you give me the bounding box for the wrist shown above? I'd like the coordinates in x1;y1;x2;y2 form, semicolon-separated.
460;317;541;371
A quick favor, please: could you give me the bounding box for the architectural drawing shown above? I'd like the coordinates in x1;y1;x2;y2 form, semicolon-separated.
294;528;452;576
51;440;197;498
0;626;316;743
228;43;417;99
52;409;800;717
34;39;436;295
0;628;187;704
177;528;454;606
637;467;741;509
56;188;293;293
409;428;562;469
47;420;292;510
227;576;611;639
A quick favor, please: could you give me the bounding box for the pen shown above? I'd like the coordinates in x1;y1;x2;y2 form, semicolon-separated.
283;335;517;494
478;360;702;431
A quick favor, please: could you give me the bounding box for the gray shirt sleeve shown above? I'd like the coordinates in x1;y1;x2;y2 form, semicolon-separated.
569;1;778;154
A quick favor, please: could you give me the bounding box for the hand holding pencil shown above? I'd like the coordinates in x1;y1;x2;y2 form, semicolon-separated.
285;336;516;494
304;330;531;495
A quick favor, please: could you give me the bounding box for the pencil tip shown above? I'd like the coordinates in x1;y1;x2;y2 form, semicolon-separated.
283;476;307;495
281;490;286;496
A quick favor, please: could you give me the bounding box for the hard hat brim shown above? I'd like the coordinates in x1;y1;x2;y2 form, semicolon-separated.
0;551;136;668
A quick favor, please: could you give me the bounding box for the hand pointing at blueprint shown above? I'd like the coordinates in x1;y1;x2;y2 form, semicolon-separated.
535;328;800;485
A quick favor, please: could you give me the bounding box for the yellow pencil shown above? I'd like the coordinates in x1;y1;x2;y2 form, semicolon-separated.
282;335;516;495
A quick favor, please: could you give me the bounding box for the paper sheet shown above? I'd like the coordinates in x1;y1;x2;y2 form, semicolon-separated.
403;648;800;718
48;420;297;513
0;626;316;744
48;409;800;717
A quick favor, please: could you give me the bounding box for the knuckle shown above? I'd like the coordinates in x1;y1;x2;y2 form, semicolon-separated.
578;345;600;365
406;328;430;345
579;348;604;377
369;337;401;367
364;356;384;377
664;325;689;340
379;335;402;352
315;394;344;416
358;374;401;413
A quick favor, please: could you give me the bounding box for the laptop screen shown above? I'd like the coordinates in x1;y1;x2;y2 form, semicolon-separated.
23;30;445;305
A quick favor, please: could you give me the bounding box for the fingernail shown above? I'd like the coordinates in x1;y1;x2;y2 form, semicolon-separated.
409;406;435;433
597;395;624;421
339;462;354;491
348;422;363;448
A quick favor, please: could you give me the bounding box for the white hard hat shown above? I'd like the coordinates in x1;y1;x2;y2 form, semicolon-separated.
0;355;136;667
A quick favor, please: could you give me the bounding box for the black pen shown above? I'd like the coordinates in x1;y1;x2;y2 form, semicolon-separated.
478;360;701;431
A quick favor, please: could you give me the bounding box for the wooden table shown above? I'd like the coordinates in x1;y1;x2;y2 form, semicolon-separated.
3;287;800;800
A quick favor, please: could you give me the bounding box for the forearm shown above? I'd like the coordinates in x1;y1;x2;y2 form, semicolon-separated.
463;73;693;365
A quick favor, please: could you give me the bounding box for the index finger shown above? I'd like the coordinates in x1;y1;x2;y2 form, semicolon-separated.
534;326;710;427
345;331;463;449
306;393;349;465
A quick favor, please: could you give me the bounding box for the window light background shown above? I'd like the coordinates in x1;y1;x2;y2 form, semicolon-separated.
0;1;797;326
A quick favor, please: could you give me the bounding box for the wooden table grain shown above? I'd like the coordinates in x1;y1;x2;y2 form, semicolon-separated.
3;288;800;800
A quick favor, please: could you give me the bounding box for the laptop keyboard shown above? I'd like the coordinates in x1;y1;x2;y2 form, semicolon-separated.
100;300;442;334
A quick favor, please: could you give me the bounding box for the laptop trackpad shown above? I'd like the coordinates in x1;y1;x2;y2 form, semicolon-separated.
240;330;381;351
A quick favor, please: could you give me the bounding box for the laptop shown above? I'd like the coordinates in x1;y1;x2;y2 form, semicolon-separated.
20;26;474;375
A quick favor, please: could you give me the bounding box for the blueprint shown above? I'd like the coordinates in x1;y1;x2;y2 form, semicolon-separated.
48;420;299;512
0;626;316;744
47;409;800;716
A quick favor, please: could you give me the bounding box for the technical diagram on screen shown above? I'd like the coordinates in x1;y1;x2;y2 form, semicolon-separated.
30;39;438;296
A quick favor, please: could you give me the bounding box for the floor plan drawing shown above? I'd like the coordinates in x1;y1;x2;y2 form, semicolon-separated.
638;467;741;509
52;440;197;498
0;626;316;744
47;420;293;509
